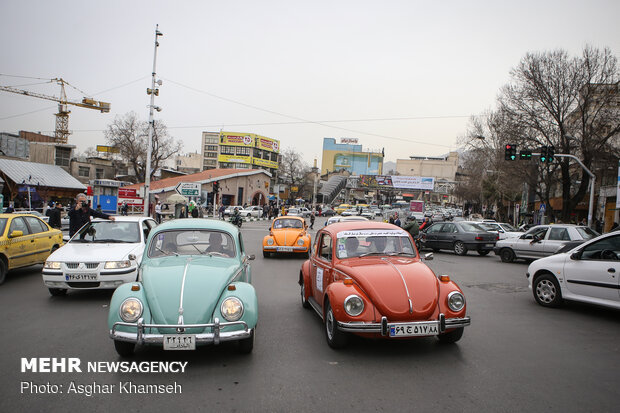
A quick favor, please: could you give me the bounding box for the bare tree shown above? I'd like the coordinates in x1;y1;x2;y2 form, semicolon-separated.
279;148;312;201
104;112;182;182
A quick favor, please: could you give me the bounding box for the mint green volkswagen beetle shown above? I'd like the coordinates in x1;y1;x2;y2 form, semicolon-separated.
108;219;257;357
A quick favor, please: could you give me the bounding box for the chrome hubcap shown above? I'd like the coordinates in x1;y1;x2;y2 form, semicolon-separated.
536;280;556;303
455;243;463;254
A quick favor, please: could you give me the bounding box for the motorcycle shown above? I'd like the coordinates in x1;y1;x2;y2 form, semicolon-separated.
230;214;243;228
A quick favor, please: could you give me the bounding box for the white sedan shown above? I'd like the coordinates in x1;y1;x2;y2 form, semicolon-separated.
476;222;522;240
239;205;262;217
527;231;620;309
42;216;158;296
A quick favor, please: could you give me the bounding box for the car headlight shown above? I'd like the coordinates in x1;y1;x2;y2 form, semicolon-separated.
344;295;364;316
297;238;305;246
267;238;274;246
119;298;143;323
221;297;244;321
447;291;465;312
44;261;61;269
105;260;131;269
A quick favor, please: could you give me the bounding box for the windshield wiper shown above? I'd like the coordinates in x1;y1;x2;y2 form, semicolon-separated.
190;244;207;255
357;252;388;257
92;239;132;243
155;246;178;256
384;252;416;257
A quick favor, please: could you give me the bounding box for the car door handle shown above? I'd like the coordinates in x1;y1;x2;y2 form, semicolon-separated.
30;239;35;243
608;268;616;273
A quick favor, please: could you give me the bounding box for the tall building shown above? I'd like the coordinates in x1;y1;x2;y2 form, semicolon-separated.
202;132;219;170
395;152;459;180
321;138;383;176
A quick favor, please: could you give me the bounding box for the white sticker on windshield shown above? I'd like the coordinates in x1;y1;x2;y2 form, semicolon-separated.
336;229;409;238
316;267;323;292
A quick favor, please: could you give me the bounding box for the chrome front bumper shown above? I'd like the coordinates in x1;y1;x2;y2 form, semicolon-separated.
337;314;471;336
263;246;308;251
110;317;251;345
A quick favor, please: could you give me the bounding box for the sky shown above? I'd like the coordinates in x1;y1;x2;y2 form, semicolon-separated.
1;0;619;167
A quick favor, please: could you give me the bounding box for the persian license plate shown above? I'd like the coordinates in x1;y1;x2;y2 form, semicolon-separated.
389;321;439;337
65;274;97;281
163;335;196;350
277;246;293;252
485;244;494;247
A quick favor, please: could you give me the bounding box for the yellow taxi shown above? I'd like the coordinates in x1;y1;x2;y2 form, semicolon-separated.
0;213;64;284
335;204;352;215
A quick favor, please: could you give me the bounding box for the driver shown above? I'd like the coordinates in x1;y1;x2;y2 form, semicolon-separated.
370;236;387;253
206;232;230;256
344;237;359;257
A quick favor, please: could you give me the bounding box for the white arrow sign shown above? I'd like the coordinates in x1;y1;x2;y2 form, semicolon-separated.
175;182;201;197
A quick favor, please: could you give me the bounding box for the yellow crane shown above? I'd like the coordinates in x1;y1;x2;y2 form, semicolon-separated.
0;77;110;144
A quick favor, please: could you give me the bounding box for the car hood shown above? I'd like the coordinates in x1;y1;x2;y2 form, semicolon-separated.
335;257;439;321
142;256;239;330
49;242;143;261
272;229;304;246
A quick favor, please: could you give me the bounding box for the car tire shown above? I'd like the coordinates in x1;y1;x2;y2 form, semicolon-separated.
453;241;467;256
500;248;515;263
477;250;490;256
48;288;67;296
533;273;563;308
114;340;135;357
0;260;6;285
324;300;347;349
263;251;270;258
437;327;464;344
237;329;254;354
300;279;310;309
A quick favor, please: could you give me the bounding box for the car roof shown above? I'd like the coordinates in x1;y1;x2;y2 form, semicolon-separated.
152;217;240;235
91;216;150;222
322;221;400;236
275;216;304;221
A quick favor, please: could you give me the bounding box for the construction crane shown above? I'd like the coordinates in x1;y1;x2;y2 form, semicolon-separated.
0;77;110;144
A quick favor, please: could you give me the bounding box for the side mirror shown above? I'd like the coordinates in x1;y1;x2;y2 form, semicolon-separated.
9;230;23;238
423;252;434;261
128;254;137;261
248;254;256;261
570;251;580;260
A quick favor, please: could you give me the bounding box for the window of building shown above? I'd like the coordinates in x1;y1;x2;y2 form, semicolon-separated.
271;152;279;162
254;148;262;158
96;168;104;179
220;162;234;169
236;163;250;169
205;152;217;158
204;137;218;144
78;166;90;177
55;147;71;167
205;145;218;151
236;146;250;156
220;146;235;155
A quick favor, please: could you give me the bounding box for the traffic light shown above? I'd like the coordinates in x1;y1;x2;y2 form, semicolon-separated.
547;145;555;163
504;144;517;161
519;150;532;160
213;181;219;193
540;146;548;163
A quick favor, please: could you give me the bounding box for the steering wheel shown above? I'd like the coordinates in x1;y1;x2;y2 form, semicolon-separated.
600;249;618;260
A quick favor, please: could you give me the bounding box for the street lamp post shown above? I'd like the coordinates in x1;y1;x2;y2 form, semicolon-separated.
144;25;163;217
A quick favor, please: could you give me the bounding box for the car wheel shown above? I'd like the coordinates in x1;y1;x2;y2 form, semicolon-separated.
237;328;254;354
477;250;490;256
300;279;310;309
453;241;467;256
437;327;464;344
0;260;6;285
48;288;67;296
533;273;563;308
500;248;515;263
114;340;135;357
324;300;347;349
263;251;270;258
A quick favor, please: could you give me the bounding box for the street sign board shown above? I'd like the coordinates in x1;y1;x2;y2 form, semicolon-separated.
175;182;201;197
539;203;546;213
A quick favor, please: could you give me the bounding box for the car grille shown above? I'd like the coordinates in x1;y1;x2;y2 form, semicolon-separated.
67;282;100;288
65;262;100;269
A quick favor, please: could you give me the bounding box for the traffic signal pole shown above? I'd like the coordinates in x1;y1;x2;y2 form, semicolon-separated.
532;152;595;227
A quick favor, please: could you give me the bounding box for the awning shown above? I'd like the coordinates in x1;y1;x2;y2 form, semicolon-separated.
0;158;86;190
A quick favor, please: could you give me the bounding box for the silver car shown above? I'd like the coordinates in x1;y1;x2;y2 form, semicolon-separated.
494;224;598;263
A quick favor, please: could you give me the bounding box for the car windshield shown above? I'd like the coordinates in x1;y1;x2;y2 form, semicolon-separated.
500;223;517;232
148;229;236;258
72;221;140;243
0;218;7;236
336;229;416;259
576;227;598;240
273;219;303;229
460;222;485;232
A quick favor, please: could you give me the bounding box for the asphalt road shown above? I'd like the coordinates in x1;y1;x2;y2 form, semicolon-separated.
1;216;618;412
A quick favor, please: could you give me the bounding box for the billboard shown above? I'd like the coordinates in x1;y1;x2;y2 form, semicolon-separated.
256;136;280;153
359;175;434;190
220;133;254;147
218;154;251;164
252;157;279;169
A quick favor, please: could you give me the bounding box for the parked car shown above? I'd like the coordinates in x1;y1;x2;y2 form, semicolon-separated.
321;207;337;217
263;216;311;258
15;210;49;223
299;221;471;348
42;217;157;296
475;222;522;240
108;219;257;356
325;215;368;226
420;221;498;256
494;224;599;263
239;205;262;218
527;231;620;309
224;205;243;216
335;204;352;215
286;208;302;217
340;208;359;217
360;208;374;219
0;213;64;285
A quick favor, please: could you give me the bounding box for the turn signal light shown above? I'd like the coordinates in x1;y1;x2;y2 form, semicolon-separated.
131;284;140;291
475;236;483;241
439;275;451;282
343;279;354;285
227;285;236;291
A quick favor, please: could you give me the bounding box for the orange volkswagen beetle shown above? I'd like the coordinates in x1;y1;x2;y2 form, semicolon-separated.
263;216;311;258
299;221;471;348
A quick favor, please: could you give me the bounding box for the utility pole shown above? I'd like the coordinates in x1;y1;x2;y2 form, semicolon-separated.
144;25;163;217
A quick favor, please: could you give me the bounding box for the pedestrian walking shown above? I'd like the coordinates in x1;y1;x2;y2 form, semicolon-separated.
310;211;315;229
155;201;162;223
121;202;128;216
48;202;63;229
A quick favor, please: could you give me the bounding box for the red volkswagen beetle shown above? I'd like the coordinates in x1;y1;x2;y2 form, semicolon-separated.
299;221;471;348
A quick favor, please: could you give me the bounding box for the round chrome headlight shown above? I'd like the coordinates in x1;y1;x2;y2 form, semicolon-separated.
221;297;244;321
297;238;305;246
267;238;274;246
119;298;143;323
344;295;364;316
447;291;465;312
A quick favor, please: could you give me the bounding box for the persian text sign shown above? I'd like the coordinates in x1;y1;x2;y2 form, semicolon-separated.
220;133;254;146
391;176;435;190
256;136;280;153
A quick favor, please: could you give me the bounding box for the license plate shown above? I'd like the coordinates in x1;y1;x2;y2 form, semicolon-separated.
389;321;439;337
163;335;196;350
65;274;97;281
485;244;494;247
277;246;293;252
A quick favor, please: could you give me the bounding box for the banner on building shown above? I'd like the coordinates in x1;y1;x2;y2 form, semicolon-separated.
252;157;279;169
255;136;280;153
218;154;251;164
359;175;434;190
220;133;254;147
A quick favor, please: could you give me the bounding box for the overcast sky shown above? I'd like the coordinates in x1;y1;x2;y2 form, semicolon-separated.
1;0;619;167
